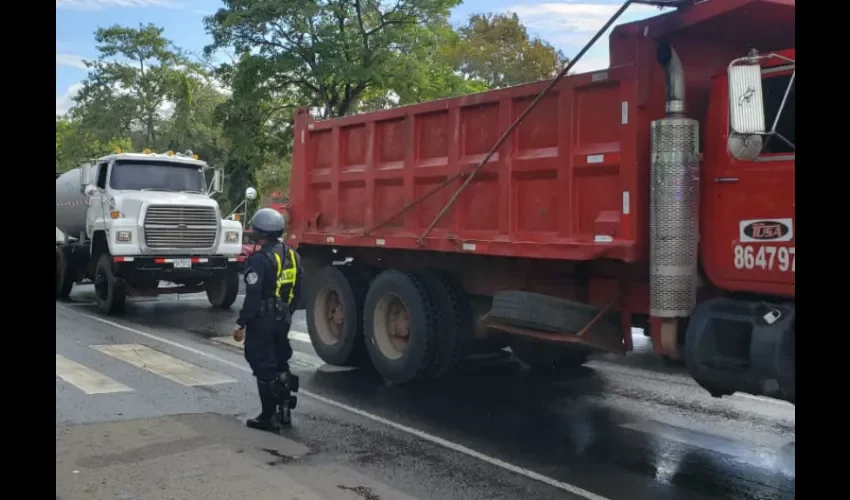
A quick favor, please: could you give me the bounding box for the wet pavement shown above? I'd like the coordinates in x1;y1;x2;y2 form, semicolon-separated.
56;285;795;500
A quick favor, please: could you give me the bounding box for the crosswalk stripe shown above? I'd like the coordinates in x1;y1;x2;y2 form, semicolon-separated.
56;354;134;395
210;334;357;373
211;331;311;349
289;331;311;344
91;344;237;387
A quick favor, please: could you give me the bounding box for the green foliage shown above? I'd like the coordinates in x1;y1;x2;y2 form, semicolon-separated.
61;24;231;188
358;17;488;111
73;24;199;147
204;0;463;118
58;9;571;209
56;117;132;172
444;13;568;88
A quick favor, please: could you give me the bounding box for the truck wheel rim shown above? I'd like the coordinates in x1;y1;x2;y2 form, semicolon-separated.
314;286;343;346
373;293;410;360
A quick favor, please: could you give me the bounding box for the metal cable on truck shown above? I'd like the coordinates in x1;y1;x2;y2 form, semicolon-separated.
363;0;641;245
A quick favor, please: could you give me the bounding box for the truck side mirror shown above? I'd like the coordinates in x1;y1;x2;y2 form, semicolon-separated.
79;163;92;186
728;64;766;134
211;168;223;194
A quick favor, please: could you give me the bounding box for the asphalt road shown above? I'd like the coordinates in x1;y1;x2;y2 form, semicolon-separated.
56;285;795;500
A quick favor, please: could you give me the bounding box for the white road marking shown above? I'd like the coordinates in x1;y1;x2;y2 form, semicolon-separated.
62;295;245;307
619;420;790;464
211;331;310;348
289;331;312;344
56;355;133;395
210;335;245;349
91;344;237;387
210;335;357;373
58;305;609;500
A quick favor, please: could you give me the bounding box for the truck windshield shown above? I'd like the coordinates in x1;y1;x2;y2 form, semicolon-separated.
762;72;795;155
109;160;206;193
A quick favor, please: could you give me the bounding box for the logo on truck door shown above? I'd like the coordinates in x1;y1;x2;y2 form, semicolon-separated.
739;218;793;242
733;217;795;273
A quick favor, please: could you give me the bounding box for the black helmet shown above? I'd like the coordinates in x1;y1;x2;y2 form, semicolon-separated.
250;208;285;239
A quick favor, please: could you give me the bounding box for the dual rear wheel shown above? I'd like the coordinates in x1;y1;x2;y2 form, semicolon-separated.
306;266;472;384
306;265;592;384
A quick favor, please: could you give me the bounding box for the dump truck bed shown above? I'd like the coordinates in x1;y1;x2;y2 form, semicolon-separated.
291;66;647;262
289;0;795;263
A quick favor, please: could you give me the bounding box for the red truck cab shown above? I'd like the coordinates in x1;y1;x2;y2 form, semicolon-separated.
702;49;795;297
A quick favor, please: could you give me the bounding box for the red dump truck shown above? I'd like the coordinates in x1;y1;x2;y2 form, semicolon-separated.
288;0;795;404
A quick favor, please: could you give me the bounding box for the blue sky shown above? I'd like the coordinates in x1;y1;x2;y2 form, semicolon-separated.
56;0;668;115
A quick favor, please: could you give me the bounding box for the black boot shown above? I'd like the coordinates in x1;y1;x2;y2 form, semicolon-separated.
246;380;279;431
271;371;298;427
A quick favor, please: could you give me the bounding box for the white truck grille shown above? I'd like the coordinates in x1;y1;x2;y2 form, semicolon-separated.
143;205;218;249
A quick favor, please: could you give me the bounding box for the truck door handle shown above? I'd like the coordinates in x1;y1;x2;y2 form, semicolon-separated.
714;177;739;184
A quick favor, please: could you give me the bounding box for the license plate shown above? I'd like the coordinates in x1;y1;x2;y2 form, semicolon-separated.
172;259;191;269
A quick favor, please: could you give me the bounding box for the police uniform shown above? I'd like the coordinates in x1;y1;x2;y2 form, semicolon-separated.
235;208;303;430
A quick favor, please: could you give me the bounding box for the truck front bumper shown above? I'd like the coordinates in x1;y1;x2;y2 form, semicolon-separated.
113;255;247;279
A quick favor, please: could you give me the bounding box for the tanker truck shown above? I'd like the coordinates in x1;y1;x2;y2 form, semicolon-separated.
55;150;245;314
288;0;796;404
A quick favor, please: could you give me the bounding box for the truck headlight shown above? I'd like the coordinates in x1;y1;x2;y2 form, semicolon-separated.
225;231;239;243
116;231;132;243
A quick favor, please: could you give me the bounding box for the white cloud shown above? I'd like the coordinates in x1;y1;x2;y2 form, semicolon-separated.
505;2;662;38
502;2;670;74
56;0;180;10
569;54;611;74
56;53;88;70
56;83;84;116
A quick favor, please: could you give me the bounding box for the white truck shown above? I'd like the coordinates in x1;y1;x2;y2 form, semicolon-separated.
55;150;245;314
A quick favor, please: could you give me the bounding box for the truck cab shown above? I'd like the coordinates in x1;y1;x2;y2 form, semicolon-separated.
56;150;245;314
702;49;795;297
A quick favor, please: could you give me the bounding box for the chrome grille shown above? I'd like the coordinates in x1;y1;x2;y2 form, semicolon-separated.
143;205;218;249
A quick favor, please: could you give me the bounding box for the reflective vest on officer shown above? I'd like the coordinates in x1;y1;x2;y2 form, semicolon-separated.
265;244;298;305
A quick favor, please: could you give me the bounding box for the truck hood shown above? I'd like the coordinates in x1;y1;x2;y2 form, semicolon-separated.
111;191;219;218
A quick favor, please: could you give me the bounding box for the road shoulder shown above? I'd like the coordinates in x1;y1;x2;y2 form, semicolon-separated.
56;413;417;500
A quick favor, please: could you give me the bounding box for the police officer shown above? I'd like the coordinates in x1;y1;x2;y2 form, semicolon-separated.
232;208;303;430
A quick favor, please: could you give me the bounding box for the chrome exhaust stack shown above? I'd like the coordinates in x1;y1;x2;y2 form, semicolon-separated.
649;42;701;356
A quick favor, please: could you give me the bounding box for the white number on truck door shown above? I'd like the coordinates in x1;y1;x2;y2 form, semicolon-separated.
733;245;795;272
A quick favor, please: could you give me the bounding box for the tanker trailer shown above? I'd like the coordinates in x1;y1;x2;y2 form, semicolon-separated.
55;150;245;314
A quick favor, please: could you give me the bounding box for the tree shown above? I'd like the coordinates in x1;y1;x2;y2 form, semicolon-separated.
213;64;295;212
163;75;229;166
357;17;487;111
204;0;466;119
56;117;132;172
73;24;198;147
444;13;568;89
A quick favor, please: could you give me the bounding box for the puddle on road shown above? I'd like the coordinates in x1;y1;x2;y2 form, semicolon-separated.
338;485;381;500
261;447;295;466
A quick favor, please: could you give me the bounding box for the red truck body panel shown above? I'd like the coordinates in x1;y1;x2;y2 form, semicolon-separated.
290;0;794;267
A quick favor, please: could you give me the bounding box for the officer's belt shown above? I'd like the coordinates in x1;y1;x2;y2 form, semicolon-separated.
259;296;289;320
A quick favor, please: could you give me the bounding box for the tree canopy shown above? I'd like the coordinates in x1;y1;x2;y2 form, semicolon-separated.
57;3;569;210
445;13;568;88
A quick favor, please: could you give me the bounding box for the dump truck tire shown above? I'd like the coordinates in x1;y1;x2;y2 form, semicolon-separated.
306;265;369;366
489;290;619;336
363;270;437;384
413;270;473;379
